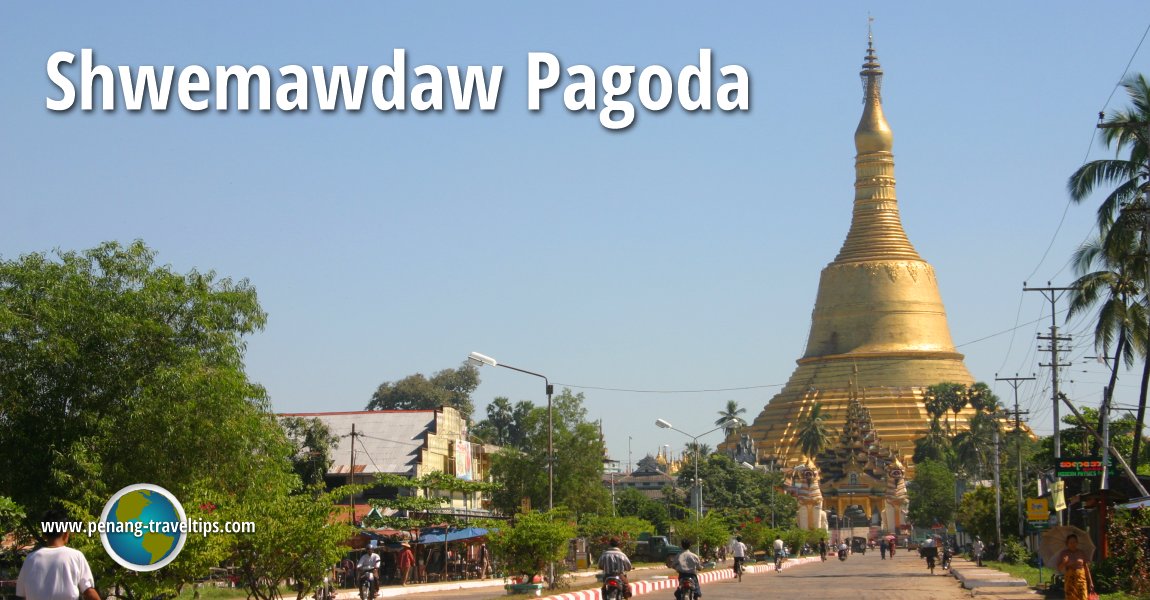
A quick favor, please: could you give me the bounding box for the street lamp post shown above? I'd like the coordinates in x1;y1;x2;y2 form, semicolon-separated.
468;352;555;585
655;418;735;523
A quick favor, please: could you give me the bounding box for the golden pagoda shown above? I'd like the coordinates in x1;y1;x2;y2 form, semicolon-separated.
730;37;975;475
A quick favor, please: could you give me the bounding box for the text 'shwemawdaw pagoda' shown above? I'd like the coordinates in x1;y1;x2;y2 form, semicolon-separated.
723;37;977;532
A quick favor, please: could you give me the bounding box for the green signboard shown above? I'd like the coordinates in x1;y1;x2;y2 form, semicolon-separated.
1055;456;1110;477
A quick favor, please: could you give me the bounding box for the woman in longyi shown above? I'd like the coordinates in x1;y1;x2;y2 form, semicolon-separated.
1056;534;1095;600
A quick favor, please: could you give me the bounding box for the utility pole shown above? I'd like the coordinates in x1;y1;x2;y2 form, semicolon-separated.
1025;284;1075;525
997;374;1034;538
345;423;359;525
994;429;1002;552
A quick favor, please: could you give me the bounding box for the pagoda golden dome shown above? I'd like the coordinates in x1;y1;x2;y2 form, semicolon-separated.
727;36;976;472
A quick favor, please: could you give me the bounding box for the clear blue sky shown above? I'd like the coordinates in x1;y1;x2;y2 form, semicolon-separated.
3;3;1149;469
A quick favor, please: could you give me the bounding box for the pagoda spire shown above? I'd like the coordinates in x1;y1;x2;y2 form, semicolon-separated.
834;36;920;263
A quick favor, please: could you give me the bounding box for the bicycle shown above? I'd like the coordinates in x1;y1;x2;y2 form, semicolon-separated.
775;552;783;572
733;557;743;582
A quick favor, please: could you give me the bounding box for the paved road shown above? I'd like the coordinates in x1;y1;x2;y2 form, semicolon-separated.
705;551;971;600
393;550;973;600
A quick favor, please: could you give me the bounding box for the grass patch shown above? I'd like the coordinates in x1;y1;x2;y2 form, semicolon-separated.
981;561;1141;599
176;584;297;600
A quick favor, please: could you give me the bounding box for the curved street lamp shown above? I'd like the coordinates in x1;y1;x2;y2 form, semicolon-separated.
468;351;555;586
656;418;736;523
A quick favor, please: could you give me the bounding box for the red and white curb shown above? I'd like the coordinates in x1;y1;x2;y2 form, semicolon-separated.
538;557;822;600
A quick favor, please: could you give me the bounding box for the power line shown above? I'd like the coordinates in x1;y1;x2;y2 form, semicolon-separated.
1024;20;1150;283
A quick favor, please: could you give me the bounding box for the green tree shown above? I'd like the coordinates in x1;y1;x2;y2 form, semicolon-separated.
365;472;499;530
796;402;834;460
913;420;953;466
956;484;1019;545
908;459;956;528
716;400;747;437
577;514;655;557
231;485;362;600
673;453;796;525
668;512;729;557
924;382;967;436
280;417;340;489
0;241;314;600
471;397;535;450
1068;74;1150;469
614;488;670;534
487;511;575;582
1068;229;1148;460
0;241;269;516
489;390;610;518
366;364;480;421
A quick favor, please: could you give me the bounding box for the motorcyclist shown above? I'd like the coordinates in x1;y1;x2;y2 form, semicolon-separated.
772;537;786;564
730;536;747;578
838;541;848;560
356;546;381;598
672;540;703;599
597;538;633;599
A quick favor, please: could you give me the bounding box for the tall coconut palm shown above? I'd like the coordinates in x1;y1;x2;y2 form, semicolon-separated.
1068;74;1150;231
1068;73;1150;468
716;400;747;437
1068;227;1147;457
797;402;834;460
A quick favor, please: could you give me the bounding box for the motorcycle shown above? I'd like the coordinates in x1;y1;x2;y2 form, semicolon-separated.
674;574;700;600
602;573;626;600
838;548;848;562
358;571;377;600
941;548;952;571
313;576;333;600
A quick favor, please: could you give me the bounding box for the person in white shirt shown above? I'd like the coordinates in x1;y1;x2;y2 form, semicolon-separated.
730;536;747;578
672;540;703;599
16;510;99;600
972;536;985;567
356;547;381;596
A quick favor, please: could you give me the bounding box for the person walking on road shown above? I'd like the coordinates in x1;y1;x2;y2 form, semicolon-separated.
1056;533;1094;600
972;536;985;567
397;543;415;586
879;538;887;560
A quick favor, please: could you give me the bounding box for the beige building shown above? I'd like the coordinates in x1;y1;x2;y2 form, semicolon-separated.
280;406;496;519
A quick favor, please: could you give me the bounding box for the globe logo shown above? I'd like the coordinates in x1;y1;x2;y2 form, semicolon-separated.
99;484;187;571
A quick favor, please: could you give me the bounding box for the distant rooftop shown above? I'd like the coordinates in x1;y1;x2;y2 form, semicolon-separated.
280;410;437;476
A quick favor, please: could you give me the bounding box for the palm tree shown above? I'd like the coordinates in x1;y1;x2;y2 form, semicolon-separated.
925;382;967;436
947;385;969;437
797;402;834;460
924;386;950;424
716;400;747;437
1068;74;1150;232
913;419;952;465
966;382;1000;415
1068;73;1150;468
1068;228;1147;457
